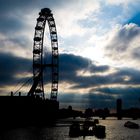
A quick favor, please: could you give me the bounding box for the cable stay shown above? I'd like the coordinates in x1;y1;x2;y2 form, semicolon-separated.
12;77;33;96
10;66;33;93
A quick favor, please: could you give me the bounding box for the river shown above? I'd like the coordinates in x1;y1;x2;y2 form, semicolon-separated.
0;117;140;140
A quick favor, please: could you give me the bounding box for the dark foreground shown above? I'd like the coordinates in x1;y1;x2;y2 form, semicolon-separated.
0;117;140;140
0;96;59;128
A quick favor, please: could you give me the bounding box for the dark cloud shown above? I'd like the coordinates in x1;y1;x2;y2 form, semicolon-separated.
0;52;31;86
59;53;140;91
70;75;109;89
0;0;74;35
1;51;140;88
59;53;110;85
0;0;34;13
105;23;140;61
0;16;25;34
59;86;140;109
1;52;140;108
0;0;66;14
89;64;109;73
0;52;110;86
59;87;140;109
60;53;90;73
59;93;117;109
96;87;140;108
113;68;140;84
118;24;140;43
132;47;140;59
71;67;140;90
59;53;140;90
59;53;89;83
97;87;140;97
0;0;35;34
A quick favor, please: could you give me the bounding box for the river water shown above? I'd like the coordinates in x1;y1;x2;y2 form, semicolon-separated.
0;117;140;140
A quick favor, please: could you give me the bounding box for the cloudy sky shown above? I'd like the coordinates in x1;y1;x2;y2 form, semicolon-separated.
1;0;140;110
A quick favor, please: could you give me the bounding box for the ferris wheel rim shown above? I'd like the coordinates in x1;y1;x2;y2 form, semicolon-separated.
28;8;59;100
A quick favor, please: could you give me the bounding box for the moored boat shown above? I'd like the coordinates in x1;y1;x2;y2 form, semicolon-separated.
69;119;106;138
124;121;139;129
69;122;80;137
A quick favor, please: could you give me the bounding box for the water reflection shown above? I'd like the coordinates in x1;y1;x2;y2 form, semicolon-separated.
0;118;140;140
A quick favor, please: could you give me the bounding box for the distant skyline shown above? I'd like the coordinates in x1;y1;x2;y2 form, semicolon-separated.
0;0;140;109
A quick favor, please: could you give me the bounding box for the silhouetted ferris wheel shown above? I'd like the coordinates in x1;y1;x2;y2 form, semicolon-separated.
28;8;59;100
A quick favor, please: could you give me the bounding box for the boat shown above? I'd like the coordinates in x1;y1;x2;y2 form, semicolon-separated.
69;122;80;137
81;120;95;136
69;120;106;138
124;121;139;129
94;125;106;138
94;119;99;124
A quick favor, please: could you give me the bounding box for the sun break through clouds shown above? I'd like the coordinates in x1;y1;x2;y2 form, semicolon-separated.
0;0;140;109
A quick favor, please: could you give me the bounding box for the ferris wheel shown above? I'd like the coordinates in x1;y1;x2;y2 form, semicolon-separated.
28;8;59;100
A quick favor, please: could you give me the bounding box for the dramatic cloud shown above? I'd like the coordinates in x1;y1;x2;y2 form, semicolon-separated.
59;90;140;109
0;53;31;94
95;87;140;108
59;93;116;109
0;50;140;109
0;33;32;59
105;23;140;68
1;0;140;109
0;52;110;86
0;51;140;108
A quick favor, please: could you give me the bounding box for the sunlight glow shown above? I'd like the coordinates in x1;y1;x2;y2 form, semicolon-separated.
76;70;93;77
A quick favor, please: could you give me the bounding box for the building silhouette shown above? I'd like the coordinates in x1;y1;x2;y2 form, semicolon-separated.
116;99;122;120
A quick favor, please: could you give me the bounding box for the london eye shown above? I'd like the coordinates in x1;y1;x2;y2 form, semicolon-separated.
27;8;59;100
